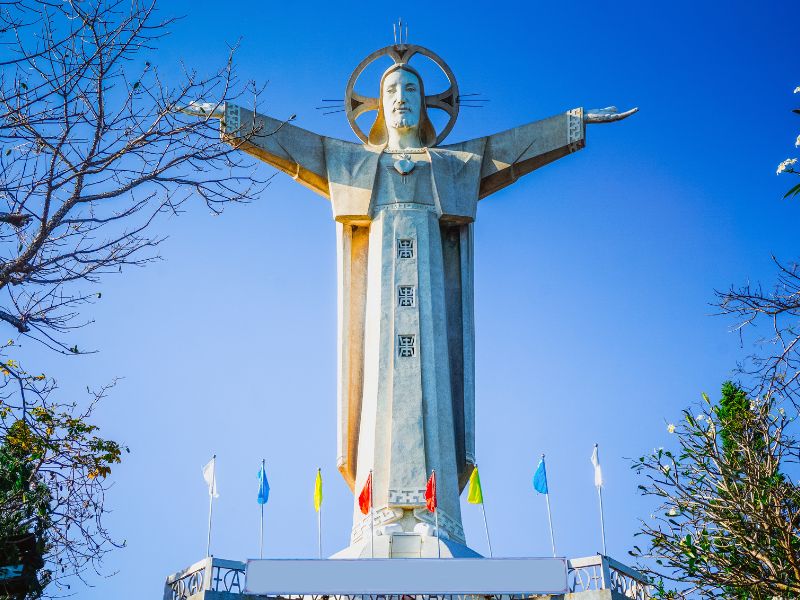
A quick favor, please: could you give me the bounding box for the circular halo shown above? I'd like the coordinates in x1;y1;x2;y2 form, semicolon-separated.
345;44;459;146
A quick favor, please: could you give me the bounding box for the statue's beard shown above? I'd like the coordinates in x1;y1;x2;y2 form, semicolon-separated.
389;115;417;131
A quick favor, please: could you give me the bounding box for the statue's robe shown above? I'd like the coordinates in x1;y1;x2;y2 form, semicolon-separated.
222;104;585;546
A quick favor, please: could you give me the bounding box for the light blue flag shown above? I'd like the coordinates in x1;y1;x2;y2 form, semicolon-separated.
533;456;548;494
257;463;270;505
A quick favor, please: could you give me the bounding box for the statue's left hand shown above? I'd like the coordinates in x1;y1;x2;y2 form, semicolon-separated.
177;100;226;119
584;106;638;123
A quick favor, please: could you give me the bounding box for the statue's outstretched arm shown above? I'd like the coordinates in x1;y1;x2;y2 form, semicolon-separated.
585;106;638;123
179;101;330;198
477;105;637;199
179;101;226;119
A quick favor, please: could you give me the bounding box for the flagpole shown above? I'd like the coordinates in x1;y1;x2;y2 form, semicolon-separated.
435;506;440;558
473;464;493;558
534;453;555;558
544;492;556;557
598;484;607;555
206;454;216;557
592;443;607;555
480;502;493;558
434;470;440;559
259;459;265;559
313;467;323;558
369;469;374;559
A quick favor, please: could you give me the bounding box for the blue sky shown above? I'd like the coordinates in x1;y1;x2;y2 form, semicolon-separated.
21;0;799;596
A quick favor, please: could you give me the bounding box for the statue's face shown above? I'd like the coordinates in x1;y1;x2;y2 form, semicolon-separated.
382;68;422;131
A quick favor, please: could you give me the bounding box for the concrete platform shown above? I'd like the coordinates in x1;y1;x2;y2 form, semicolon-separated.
163;554;650;600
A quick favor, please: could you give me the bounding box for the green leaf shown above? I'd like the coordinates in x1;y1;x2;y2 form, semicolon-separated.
783;182;800;199
133;81;140;90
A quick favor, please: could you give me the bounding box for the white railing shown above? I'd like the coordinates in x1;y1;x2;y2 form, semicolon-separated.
163;557;246;600
165;554;651;599
568;554;651;599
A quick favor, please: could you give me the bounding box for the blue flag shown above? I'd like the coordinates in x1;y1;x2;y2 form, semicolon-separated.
257;463;270;505
533;456;548;494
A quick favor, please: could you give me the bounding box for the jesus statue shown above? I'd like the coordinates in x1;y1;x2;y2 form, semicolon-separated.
183;41;636;558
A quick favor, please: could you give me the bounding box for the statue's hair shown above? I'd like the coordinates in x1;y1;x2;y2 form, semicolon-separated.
368;63;437;147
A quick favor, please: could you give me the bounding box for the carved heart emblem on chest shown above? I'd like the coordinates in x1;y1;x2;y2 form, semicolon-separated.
393;155;415;176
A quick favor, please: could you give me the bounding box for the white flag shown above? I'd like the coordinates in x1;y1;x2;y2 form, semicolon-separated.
202;457;219;498
590;444;603;488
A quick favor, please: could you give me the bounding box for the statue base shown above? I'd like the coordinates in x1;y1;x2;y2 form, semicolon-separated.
331;532;481;559
163;554;653;599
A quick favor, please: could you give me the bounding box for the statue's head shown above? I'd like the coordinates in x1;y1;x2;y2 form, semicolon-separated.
368;63;436;147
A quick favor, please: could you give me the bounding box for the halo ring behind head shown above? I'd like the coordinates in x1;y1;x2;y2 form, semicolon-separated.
345;44;459;147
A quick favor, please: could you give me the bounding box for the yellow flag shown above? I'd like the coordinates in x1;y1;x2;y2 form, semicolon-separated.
314;468;323;512
467;465;483;504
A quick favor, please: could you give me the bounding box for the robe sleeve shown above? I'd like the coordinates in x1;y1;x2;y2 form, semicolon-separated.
222;104;330;198
478;108;584;199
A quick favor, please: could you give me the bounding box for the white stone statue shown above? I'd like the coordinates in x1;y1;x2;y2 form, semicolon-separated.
182;42;636;558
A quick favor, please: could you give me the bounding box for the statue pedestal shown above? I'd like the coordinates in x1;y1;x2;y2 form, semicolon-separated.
330;532;481;559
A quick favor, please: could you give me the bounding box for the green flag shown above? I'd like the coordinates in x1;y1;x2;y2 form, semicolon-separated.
467;465;483;504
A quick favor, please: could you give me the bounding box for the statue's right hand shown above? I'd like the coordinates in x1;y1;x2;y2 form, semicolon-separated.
177;100;225;119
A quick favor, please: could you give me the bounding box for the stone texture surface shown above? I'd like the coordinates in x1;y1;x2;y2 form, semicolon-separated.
223;101;586;554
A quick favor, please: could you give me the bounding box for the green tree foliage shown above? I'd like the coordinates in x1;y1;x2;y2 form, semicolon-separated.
0;363;126;599
631;382;800;599
716;381;751;457
0;442;50;599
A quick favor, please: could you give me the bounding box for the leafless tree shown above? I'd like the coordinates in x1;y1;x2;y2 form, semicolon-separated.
715;258;800;403
630;86;800;600
741;89;800;399
0;0;266;352
0;0;269;595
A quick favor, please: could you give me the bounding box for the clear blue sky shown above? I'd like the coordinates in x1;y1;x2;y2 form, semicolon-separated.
25;0;798;596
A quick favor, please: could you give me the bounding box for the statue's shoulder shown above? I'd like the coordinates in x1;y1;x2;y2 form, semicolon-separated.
323;139;381;216
323;137;379;159
432;137;485;158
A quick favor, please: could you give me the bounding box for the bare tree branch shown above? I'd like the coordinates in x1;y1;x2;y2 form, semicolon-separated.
0;0;266;353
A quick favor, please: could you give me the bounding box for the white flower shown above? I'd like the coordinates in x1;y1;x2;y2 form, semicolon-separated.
795;86;800;94
777;158;797;174
796;134;800;148
779;407;785;416
667;423;676;434
667;508;678;517
696;414;705;421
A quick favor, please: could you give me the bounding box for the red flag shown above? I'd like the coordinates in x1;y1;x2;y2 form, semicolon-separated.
425;471;437;513
358;472;373;515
